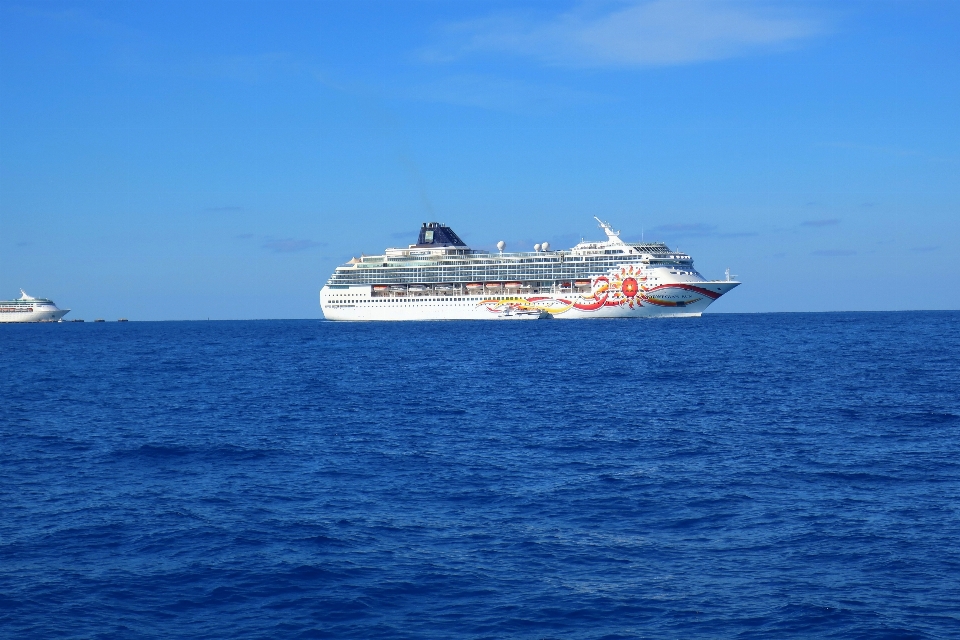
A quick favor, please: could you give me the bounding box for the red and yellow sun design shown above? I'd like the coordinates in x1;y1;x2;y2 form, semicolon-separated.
610;265;647;308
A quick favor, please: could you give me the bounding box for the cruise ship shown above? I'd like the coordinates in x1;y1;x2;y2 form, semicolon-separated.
0;290;70;323
320;218;740;321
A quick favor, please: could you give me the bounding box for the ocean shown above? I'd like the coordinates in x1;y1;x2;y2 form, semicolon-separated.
2;313;959;638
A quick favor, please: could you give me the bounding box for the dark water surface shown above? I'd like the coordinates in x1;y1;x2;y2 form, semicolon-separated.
2;313;959;638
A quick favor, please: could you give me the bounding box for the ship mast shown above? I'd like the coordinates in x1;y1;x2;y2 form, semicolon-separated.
593;217;625;245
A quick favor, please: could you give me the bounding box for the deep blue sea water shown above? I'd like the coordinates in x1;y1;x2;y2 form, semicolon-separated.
2;313;959;639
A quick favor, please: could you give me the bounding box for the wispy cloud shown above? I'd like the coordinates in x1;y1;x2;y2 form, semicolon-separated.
429;1;825;68
812;249;855;257
261;238;326;253
912;245;939;253
801;218;839;227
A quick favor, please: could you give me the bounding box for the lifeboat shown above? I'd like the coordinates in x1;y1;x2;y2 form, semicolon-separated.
466;283;482;290
389;286;407;292
504;282;521;288
372;285;389;291
485;283;501;289
518;284;533;289
408;285;427;292
560;282;572;288
434;284;454;291
575;280;591;287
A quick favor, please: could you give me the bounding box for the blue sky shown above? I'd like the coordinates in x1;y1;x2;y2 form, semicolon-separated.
1;0;957;319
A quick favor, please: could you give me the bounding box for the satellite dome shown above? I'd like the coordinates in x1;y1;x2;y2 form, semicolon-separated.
496;240;505;251
541;242;550;251
534;244;541;252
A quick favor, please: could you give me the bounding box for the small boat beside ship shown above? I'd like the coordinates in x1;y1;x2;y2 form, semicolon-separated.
495;307;549;320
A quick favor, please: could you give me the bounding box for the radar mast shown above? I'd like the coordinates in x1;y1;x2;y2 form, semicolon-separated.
593;217;626;245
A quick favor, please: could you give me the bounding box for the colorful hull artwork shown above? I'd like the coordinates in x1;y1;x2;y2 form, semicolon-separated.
477;265;721;316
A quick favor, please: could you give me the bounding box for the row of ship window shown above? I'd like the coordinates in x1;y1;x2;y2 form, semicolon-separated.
334;271;621;281
358;258;629;269
332;266;694;285
326;298;509;308
328;296;514;301
338;265;686;276
376;256;626;265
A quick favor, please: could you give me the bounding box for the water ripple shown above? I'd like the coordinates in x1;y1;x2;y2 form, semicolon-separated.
1;313;959;638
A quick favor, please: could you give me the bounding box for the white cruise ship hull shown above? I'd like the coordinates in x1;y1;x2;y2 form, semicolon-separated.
320;281;739;321
0;303;69;323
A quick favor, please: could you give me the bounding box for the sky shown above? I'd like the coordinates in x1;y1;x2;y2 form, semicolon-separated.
1;0;958;320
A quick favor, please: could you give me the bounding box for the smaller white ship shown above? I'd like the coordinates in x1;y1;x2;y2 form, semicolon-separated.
0;290;70;323
494;306;550;320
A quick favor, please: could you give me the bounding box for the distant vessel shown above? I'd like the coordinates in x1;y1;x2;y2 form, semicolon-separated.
0;290;70;323
320;218;740;321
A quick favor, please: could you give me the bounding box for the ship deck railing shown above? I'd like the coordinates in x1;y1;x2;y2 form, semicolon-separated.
369;285;592;298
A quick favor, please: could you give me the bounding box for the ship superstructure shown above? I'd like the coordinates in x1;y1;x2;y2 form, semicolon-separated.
320;219;739;321
0;290;70;323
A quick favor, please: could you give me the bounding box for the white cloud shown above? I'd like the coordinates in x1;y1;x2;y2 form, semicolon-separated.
433;1;825;68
